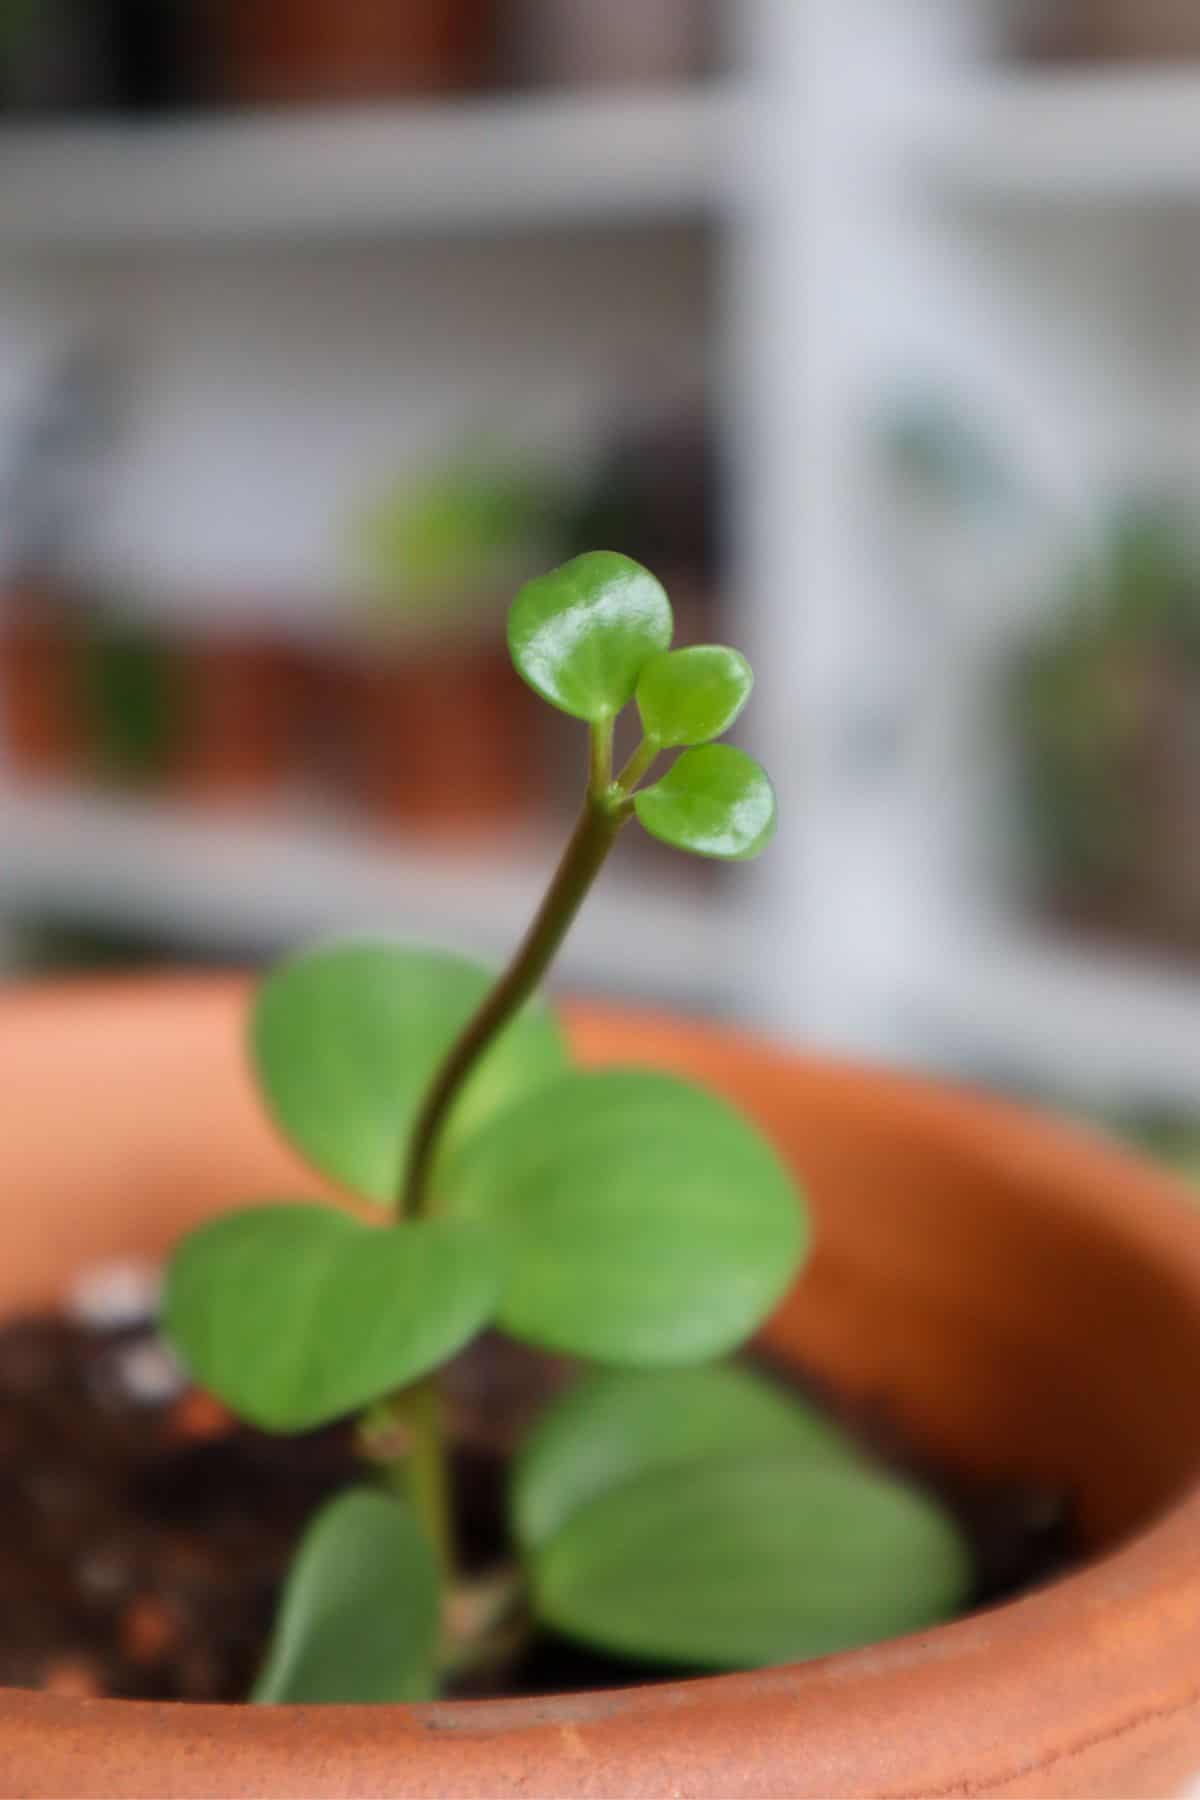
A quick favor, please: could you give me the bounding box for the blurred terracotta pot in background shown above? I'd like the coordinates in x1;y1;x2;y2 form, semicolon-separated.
221;0;494;105
1015;0;1200;61
172;632;299;807
343;635;541;837
0;588;81;779
505;0;708;87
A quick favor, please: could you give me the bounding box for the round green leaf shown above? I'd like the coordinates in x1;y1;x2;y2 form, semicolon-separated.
164;1203;504;1433
635;646;753;748
512;1365;859;1553
253;1489;439;1704
253;942;567;1205
532;1454;971;1669
443;1068;806;1365
507;551;673;722
634;745;776;860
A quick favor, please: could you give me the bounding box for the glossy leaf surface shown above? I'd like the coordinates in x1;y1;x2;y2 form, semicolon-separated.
444;1068;805;1365
512;1364;858;1553
532;1454;971;1669
635;744;776;860
635;645;753;748
507;551;672;721
253;942;566;1204
253;1489;439;1703
164;1203;503;1432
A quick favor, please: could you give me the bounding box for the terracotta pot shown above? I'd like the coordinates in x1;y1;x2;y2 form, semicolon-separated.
505;0;708;88
172;633;299;806
1015;0;1200;62
2;976;1200;1796
221;0;494;105
0;593;81;779
342;639;541;837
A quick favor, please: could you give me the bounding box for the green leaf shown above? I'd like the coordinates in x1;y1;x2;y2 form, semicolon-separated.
512;1365;859;1554
635;745;776;860
253;1489;439;1703
443;1068;806;1365
635;646;753;748
253;942;567;1205
531;1454;971;1670
164;1203;503;1433
507;551;672;722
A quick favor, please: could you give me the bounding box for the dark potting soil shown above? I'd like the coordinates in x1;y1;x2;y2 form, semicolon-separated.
0;1276;1078;1704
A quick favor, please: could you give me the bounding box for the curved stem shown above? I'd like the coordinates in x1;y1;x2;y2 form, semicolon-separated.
383;724;631;1609
399;753;627;1220
354;725;636;1654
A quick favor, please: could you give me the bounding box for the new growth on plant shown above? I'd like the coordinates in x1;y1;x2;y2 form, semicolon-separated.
163;552;969;1703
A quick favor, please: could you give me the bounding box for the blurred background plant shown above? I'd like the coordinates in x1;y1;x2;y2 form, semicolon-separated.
1121;1110;1200;1188
1013;498;1200;957
352;452;568;636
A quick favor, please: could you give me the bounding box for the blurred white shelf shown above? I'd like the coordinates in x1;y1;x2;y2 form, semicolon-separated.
914;925;1200;1109
0;786;726;1000
913;70;1200;205
0;88;733;248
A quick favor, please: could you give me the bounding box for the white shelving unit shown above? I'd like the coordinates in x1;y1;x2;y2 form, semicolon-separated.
0;88;733;246
733;0;1200;1103
913;924;1200;1110
0;786;722;1002
913;69;1200;206
2;0;1198;1107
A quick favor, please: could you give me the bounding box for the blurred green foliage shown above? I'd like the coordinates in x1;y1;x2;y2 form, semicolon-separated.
79;619;178;783
353;455;569;629
1013;497;1200;944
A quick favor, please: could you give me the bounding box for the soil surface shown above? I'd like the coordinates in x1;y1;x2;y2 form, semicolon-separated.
0;1269;1078;1703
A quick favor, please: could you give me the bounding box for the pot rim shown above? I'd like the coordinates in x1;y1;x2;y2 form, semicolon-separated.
1;972;1199;1797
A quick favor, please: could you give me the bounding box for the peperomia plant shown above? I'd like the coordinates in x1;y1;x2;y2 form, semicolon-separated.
163;552;969;1702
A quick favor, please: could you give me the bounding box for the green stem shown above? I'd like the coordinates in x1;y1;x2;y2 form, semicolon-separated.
400;770;627;1220
402;1381;453;1580
616;734;661;793
364;1380;455;1581
382;722;631;1601
589;714;615;798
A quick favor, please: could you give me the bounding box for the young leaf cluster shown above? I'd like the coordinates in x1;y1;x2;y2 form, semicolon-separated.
162;553;969;1703
508;551;775;858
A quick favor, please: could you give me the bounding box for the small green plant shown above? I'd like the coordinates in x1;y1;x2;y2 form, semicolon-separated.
1112;1110;1200;1192
163;552;969;1702
352;453;567;637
